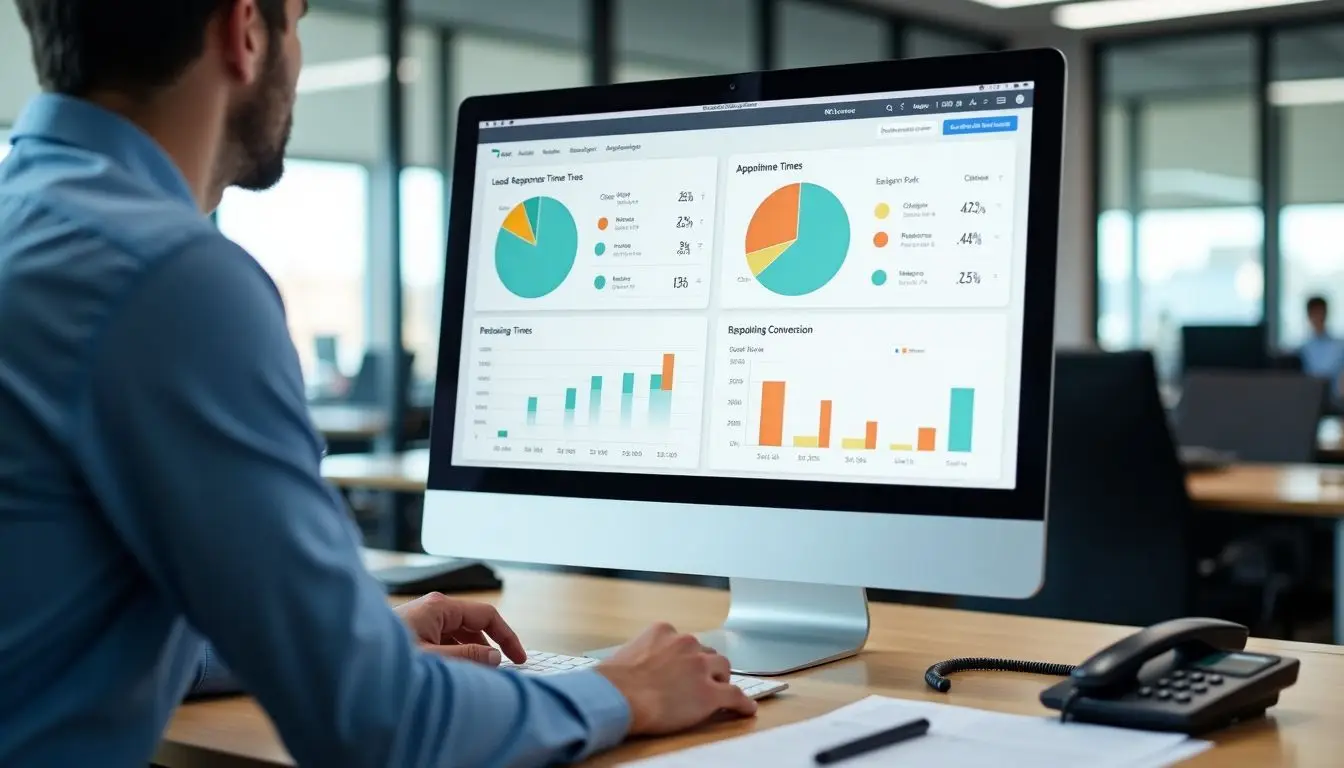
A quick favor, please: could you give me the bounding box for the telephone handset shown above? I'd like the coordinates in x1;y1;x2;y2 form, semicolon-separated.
926;617;1300;735
1039;617;1299;733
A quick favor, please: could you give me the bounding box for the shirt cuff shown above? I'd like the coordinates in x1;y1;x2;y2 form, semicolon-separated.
186;644;244;699
533;669;632;759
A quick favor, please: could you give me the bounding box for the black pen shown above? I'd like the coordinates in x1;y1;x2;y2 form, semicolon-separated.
813;717;931;765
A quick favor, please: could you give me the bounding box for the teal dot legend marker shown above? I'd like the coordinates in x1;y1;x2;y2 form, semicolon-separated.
872;269;888;286
594;275;607;290
595;242;606;256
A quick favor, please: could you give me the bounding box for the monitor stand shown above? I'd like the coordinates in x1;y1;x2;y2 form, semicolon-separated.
588;578;870;676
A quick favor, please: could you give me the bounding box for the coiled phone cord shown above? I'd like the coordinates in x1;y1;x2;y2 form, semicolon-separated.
924;657;1083;722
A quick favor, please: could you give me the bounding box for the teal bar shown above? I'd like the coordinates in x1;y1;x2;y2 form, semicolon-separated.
564;387;577;428
620;394;633;427
949;388;975;453
622;372;635;394
497;430;508;438
649;389;672;427
589;376;603;424
650;374;663;390
526;396;538;426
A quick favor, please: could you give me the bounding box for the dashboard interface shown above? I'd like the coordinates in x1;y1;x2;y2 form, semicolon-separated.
451;82;1037;490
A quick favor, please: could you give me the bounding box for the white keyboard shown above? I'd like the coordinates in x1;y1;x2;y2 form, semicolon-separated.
499;651;788;700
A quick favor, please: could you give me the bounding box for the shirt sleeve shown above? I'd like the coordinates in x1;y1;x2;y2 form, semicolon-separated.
186;643;242;699
70;236;631;767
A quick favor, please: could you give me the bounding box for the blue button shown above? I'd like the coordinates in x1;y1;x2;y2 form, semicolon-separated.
943;116;1018;135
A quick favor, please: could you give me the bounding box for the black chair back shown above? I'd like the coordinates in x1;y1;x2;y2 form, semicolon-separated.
957;350;1192;626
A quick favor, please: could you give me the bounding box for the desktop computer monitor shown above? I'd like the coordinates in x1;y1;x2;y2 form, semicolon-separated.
1181;323;1269;374
423;49;1066;674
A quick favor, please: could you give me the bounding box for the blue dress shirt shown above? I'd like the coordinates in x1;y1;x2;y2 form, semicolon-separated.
1301;334;1344;396
0;94;629;766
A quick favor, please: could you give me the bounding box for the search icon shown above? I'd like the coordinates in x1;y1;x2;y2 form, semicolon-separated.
885;103;893;112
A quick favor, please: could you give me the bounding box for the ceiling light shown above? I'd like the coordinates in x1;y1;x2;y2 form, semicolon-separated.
297;56;420;94
1269;77;1344;106
1054;0;1323;29
968;0;1064;7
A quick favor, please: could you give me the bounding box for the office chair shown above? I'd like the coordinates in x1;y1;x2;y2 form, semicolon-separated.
957;350;1194;627
346;349;416;405
1174;371;1326;463
1174;370;1328;639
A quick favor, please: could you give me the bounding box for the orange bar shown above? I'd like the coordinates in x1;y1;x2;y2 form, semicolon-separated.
819;400;833;449
865;421;878;450
759;381;786;447
661;353;675;391
918;427;937;452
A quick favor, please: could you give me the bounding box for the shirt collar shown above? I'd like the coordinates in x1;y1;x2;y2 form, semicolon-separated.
10;93;197;208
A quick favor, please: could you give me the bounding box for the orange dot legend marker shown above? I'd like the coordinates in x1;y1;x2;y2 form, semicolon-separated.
597;217;609;231
873;232;889;248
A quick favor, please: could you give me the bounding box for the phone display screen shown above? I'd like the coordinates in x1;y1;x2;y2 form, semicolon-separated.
1192;651;1276;678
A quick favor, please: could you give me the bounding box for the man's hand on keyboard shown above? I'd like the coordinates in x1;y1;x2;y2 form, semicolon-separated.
595;623;758;735
394;592;528;666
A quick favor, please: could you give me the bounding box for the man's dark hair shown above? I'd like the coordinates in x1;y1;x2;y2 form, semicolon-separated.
16;0;288;99
1307;296;1329;314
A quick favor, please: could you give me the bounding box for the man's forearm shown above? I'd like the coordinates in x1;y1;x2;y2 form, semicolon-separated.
185;643;242;699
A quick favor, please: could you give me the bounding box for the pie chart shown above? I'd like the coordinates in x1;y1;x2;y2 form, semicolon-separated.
495;196;578;299
745;182;850;297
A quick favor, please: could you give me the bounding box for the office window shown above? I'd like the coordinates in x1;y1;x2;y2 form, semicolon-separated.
615;0;756;82
450;32;588;147
1274;25;1344;347
1096;35;1262;376
401;166;445;388
217;161;370;386
777;0;890;70
903;26;991;59
0;1;39;126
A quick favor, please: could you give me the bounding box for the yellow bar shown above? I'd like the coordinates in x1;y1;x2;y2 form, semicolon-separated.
792;436;821;448
889;443;914;451
840;437;867;450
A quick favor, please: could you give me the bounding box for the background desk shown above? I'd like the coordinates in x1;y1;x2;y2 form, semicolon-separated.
158;558;1344;767
321;449;1344;516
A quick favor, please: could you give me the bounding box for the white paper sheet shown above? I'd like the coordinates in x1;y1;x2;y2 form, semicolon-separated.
627;696;1212;767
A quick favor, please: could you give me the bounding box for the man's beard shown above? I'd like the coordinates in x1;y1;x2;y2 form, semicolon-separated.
226;47;294;192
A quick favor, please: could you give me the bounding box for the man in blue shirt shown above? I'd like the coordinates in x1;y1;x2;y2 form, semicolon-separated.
1301;296;1344;401
0;1;755;765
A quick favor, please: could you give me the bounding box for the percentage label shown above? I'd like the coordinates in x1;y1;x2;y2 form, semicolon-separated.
676;216;694;229
957;271;982;285
677;240;691;256
958;231;983;246
960;201;986;214
678;191;695;202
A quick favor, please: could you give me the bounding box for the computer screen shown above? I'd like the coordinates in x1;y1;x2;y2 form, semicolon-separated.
449;81;1036;491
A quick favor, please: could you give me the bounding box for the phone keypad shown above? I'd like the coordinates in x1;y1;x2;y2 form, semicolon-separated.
1148;666;1226;705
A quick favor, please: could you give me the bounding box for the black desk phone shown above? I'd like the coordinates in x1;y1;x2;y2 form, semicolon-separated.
926;618;1300;735
1039;618;1299;733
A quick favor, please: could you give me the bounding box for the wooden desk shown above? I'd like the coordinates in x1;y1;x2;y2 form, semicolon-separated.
308;405;390;442
322;447;430;492
158;562;1344;767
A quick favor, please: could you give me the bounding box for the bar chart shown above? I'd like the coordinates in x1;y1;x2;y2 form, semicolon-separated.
707;312;1011;485
456;315;706;470
754;381;977;454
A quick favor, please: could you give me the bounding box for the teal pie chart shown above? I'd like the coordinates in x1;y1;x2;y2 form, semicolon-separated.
495;196;579;299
